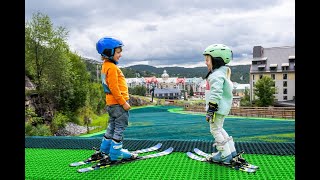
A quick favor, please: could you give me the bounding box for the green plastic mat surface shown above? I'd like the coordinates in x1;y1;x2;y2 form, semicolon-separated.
25;148;294;180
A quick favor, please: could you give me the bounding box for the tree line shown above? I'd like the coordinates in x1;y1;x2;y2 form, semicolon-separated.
25;12;105;136
84;63;251;84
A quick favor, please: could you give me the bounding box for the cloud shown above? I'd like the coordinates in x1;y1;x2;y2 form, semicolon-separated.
25;0;295;67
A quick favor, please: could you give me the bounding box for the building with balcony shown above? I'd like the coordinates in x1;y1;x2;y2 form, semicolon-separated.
250;46;295;103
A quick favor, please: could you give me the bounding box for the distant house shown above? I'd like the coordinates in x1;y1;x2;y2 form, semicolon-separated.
233;82;250;97
249;46;295;104
154;88;181;99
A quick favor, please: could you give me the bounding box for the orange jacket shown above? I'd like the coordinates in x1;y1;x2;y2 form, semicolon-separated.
101;60;129;105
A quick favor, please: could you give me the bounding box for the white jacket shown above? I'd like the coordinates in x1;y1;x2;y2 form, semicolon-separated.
205;66;233;115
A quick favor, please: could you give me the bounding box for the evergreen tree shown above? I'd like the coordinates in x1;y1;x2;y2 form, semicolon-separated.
253;76;276;107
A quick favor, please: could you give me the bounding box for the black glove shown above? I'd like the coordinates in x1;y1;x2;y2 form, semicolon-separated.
206;102;218;122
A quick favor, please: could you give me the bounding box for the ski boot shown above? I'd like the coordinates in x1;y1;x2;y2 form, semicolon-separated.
85;137;112;163
99;136;112;155
212;141;218;153
206;140;232;164
109;140;138;162
213;137;237;157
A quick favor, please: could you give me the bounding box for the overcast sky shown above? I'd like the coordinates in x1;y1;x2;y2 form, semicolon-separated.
25;0;295;68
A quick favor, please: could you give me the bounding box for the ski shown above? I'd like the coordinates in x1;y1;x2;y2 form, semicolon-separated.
186;151;256;173
69;143;162;167
77;147;174;173
194;148;259;169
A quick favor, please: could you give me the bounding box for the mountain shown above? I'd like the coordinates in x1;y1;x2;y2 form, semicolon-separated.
125;64;250;84
82;58;251;84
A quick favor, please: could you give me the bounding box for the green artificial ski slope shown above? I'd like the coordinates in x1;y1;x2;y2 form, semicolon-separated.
25;148;294;180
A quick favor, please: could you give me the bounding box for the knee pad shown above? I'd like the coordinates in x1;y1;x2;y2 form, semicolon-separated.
215;139;229;151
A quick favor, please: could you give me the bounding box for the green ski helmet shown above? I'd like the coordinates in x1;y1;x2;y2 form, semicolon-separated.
203;44;233;64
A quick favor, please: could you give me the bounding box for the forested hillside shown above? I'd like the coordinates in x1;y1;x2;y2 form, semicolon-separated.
84;62;251;84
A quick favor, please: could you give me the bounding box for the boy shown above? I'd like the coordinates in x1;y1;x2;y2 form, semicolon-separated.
90;36;136;164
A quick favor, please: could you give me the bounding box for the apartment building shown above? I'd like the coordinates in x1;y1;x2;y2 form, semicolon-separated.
250;46;295;102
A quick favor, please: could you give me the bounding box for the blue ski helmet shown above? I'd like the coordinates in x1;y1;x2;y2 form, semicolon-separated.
96;36;124;59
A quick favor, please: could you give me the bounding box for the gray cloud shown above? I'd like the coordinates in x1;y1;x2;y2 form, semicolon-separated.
25;0;295;67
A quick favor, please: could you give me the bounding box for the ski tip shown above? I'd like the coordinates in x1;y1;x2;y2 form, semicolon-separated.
77;167;93;173
246;164;259;169
69;162;85;167
167;147;174;152
194;148;200;151
246;168;257;173
156;143;162;148
186;152;196;158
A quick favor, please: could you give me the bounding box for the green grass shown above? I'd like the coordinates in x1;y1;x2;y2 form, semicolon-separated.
79;113;109;135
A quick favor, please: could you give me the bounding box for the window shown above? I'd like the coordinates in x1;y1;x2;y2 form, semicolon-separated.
259;74;263;79
283;88;287;94
282;66;288;71
271;74;275;80
283;96;287;100
283;74;287;79
269;64;278;71
252;75;255;80
283;81;287;87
